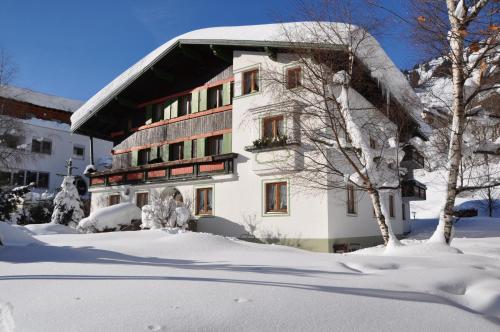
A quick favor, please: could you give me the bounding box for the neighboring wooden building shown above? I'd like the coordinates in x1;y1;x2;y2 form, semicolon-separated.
72;23;427;252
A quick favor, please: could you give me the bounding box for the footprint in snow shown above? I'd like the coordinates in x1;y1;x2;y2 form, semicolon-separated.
234;297;252;303
0;301;15;332
147;324;165;331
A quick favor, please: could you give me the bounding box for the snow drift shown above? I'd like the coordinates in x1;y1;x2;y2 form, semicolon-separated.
0;222;42;246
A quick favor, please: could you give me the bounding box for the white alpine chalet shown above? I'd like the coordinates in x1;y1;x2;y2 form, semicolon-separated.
72;23;427;252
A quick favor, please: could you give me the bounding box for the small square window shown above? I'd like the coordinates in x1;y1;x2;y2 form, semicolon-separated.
108;194;121;206
286;67;301;89
136;192;149;209
73;145;85;159
196;187;213;215
265;182;288;213
242;69;259;95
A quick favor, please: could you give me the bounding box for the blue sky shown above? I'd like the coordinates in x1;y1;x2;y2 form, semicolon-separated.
0;0;417;101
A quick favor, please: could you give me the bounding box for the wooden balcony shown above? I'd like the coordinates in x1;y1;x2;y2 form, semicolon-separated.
89;153;236;187
401;145;425;169
401;179;427;201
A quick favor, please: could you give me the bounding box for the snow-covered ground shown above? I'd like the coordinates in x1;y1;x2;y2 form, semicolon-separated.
1;219;500;331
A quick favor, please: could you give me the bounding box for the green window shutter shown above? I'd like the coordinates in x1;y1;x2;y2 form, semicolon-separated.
222;133;232;154
170;99;178;118
163;101;171;120
199;89;207;112
145;105;153;125
149;146;158;162
162;144;169;161
131;150;138;167
222;82;231;106
197;138;206;158
191;91;199;113
184;140;192;159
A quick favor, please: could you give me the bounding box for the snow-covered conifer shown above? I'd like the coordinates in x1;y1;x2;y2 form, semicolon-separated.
51;176;84;228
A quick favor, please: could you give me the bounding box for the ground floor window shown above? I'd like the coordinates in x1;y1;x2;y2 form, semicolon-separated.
346;184;356;215
136;192;149;209
265;181;287;213
108;194;121;206
196;188;213;215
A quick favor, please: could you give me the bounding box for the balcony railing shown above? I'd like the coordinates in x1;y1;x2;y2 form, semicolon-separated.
89;153;236;187
401;179;427;201
401;145;425;169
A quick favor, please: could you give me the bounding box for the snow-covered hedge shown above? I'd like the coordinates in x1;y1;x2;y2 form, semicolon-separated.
77;203;141;233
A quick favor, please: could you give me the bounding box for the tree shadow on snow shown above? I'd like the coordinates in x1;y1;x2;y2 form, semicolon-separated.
0;243;355;278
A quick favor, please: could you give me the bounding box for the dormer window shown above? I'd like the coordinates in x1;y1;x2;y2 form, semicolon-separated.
242;69;259;95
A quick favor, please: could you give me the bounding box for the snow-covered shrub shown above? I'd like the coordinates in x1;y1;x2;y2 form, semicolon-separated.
141;188;192;229
0;184;33;223
77;203;141;233
51;176;84;228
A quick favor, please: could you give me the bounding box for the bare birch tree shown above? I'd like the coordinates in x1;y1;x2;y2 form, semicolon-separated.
407;0;499;243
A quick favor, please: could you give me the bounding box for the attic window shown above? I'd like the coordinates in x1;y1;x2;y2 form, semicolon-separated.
242;69;259;95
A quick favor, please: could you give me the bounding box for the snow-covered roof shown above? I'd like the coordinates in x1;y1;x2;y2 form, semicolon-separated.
0;85;83;113
71;22;428;135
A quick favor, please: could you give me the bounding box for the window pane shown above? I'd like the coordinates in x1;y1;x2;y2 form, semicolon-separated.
152;104;164;122
197;189;205;213
276;117;284;136
243;72;252;95
37;172;49;188
0;171;11;186
13;171;25;186
42;140;52;154
263;119;273;138
178;95;190;116
208;87;218;109
191;139;197;158
206;188;213;211
266;183;276;211
73;146;84;157
136;193;149;209
279;183;287;210
169;142;184;161
26;171;37;186
31;139;41;153
138;149;149;166
252;71;259;92
109;195;120;206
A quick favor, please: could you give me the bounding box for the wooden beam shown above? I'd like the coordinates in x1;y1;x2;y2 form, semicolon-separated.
151;66;174;82
178;44;203;62
114;96;138;109
210;45;232;63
